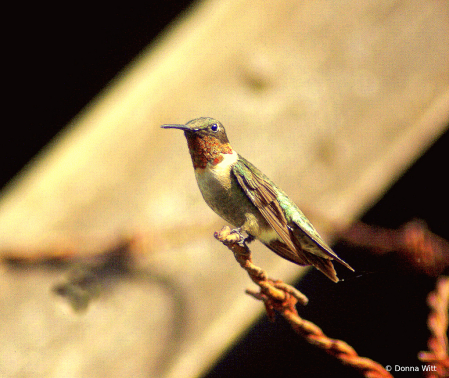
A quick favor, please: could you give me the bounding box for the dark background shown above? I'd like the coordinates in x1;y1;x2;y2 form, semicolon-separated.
4;2;193;190
5;3;448;377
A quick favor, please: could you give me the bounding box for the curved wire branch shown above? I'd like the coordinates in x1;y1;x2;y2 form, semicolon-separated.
214;226;393;378
341;220;449;277
342;219;449;377
418;276;449;378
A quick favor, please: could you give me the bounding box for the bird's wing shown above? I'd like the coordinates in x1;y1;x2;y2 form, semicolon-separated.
232;157;354;274
291;220;354;271
232;157;299;254
232;157;304;251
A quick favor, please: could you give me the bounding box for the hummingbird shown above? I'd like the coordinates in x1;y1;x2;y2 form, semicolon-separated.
161;117;353;282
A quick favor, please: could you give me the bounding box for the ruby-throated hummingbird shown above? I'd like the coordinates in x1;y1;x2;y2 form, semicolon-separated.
162;117;353;282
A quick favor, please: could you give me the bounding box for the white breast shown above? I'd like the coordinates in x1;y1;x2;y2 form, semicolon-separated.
193;150;277;239
195;151;239;190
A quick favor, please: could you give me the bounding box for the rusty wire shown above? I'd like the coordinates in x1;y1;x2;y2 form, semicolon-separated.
214;225;393;378
342;220;449;377
342;220;449;277
418;276;449;378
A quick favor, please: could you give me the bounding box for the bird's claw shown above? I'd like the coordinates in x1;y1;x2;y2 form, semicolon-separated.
230;228;254;246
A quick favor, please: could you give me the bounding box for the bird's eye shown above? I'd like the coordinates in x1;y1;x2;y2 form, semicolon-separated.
210;124;218;132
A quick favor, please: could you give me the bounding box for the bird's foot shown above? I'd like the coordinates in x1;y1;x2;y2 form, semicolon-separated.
244;233;255;244
230;228;254;247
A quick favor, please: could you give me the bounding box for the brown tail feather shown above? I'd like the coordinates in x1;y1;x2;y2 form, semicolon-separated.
266;239;340;282
303;252;339;283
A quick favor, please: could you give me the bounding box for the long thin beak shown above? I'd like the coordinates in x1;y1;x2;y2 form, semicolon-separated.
161;124;191;131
